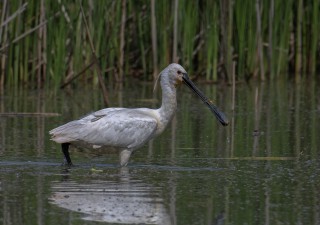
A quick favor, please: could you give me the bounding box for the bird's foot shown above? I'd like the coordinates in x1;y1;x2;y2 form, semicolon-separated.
61;161;74;168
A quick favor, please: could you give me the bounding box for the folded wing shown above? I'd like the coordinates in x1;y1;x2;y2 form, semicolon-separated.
49;108;158;150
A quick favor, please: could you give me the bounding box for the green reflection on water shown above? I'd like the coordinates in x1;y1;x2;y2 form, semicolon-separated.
0;81;320;225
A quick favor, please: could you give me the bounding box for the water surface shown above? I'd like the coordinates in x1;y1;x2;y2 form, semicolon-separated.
0;81;320;225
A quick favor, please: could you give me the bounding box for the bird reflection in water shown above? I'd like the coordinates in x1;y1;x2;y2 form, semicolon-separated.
49;168;171;224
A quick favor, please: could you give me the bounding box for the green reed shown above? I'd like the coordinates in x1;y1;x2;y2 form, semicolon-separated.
0;0;319;89
204;1;219;81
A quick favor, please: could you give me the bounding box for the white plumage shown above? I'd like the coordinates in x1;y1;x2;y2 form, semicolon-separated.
50;109;157;148
50;63;228;166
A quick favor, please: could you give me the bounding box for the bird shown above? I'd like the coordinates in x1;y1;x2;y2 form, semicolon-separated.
49;63;229;167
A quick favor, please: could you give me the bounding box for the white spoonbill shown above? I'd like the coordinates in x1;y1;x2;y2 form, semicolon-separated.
49;63;228;167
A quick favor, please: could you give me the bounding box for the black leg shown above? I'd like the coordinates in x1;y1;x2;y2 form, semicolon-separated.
61;143;73;166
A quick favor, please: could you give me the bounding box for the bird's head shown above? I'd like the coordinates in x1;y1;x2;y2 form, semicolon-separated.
154;63;229;126
153;63;187;91
166;63;188;87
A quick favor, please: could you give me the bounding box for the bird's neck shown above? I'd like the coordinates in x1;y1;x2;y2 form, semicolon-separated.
156;78;177;134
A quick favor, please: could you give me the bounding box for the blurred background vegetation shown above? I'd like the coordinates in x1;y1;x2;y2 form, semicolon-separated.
0;0;319;89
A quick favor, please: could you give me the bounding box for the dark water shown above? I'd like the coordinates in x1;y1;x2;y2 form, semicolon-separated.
0;80;320;225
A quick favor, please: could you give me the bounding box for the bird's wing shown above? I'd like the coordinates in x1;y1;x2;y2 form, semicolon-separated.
49;109;158;149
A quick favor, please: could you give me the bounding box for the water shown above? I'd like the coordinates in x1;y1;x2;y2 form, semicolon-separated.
0;80;320;225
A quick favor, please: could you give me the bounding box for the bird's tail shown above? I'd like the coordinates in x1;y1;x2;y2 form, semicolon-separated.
49;121;82;143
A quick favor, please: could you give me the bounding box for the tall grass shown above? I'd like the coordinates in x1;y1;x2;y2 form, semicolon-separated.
0;0;319;89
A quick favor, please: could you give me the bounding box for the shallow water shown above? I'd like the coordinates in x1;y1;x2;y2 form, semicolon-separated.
0;80;320;225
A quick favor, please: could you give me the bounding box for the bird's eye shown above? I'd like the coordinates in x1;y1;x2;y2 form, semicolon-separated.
177;70;182;74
